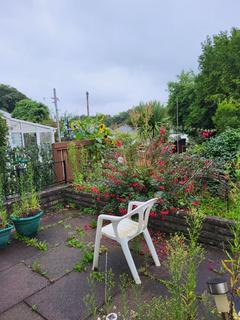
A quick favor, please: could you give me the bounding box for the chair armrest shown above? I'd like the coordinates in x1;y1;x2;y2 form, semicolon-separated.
128;201;145;213
97;214;122;239
98;214;122;222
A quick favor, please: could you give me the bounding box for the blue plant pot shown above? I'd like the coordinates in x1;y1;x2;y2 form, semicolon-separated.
11;211;44;238
0;224;14;248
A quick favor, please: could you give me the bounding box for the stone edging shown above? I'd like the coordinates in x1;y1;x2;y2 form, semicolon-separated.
5;185;235;249
63;187;235;249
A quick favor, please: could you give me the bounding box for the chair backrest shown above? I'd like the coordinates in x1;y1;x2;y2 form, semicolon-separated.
129;198;158;234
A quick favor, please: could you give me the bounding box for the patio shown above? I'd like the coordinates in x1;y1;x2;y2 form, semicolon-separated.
0;208;225;320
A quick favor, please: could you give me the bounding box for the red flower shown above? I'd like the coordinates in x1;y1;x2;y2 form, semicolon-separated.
160;209;169;215
119;208;127;215
158;160;165;166
159;127;166;135
84;224;91;231
159;186;165;190
103;193;110;199
191;200;200;206
90;186;100;194
179;180;186;185
149;211;157;217
116;140;123;147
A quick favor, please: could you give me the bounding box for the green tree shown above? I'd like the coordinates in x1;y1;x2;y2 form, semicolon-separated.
12;99;50;123
213;99;240;132
167;71;196;129
104;111;129;127
193;28;240;128
0;84;27;113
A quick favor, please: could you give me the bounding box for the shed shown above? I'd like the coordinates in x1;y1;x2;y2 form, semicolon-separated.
0;110;56;148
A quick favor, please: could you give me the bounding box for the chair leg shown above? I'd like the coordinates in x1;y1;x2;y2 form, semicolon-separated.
92;229;102;270
120;240;141;284
143;229;161;267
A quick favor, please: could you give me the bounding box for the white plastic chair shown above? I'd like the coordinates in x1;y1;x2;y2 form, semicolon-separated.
92;198;160;284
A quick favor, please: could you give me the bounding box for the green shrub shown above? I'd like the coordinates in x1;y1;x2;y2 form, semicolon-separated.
213;99;240;132
201;128;240;162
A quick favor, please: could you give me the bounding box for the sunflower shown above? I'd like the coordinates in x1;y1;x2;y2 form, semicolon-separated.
99;123;106;132
70;120;81;131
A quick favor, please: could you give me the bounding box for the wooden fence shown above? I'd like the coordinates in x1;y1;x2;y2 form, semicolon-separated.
52;140;94;183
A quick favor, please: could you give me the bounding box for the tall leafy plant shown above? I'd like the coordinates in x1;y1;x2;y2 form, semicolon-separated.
0;175;8;228
0;113;8;186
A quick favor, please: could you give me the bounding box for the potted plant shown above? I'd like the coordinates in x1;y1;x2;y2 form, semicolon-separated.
0;180;14;248
11;166;43;238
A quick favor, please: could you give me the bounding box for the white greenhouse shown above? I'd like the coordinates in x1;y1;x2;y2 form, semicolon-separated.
0;110;56;148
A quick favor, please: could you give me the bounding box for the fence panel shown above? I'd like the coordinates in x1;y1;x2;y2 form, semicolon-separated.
52;140;94;182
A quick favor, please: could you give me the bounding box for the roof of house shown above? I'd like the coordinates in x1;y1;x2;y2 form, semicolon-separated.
0;109;56;131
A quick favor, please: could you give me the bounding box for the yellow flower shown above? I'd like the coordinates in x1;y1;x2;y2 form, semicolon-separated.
70;120;81;131
99;123;106;131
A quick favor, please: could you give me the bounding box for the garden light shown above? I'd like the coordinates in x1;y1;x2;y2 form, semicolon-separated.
207;278;230;319
106;313;118;320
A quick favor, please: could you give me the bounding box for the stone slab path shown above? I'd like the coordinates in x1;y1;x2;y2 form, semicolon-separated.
0;209;226;320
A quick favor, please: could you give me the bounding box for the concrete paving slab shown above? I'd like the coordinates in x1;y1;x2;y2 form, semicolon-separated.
0;302;44;320
25;243;83;281
25;271;105;320
0;263;48;314
0;241;39;272
37;224;72;248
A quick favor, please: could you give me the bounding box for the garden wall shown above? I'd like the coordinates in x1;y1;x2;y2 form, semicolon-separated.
5;184;69;213
5;185;235;249
63;187;235;249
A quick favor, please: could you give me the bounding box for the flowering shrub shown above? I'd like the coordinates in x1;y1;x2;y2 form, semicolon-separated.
72;127;228;219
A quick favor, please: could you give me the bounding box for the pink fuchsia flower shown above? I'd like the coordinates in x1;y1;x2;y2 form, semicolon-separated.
119;207;127;215
179;180;186;185
84;224;91;231
116;140;123;147
90;186;100;194
159;127;166;135
191;200;201;206
160;209;170;215
103;193;110;199
149;211;157;217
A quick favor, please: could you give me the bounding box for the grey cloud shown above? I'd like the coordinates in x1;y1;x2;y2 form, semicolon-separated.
0;0;240;116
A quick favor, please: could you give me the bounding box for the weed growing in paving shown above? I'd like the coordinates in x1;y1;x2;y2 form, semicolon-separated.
91;271;105;282
84;267;115;318
67;237;85;250
40;222;58;231
82;207;97;215
89;219;97;229
74;245;94;272
31;304;38;312
53;202;64;212
31;260;47;276
14;233;48;251
84;273;99;318
75;226;85;238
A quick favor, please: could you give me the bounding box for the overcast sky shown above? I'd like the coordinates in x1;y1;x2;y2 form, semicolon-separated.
1;0;240;117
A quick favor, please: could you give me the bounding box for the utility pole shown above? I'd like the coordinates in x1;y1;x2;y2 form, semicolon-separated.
86;91;90;116
52;88;61;142
176;96;179;153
